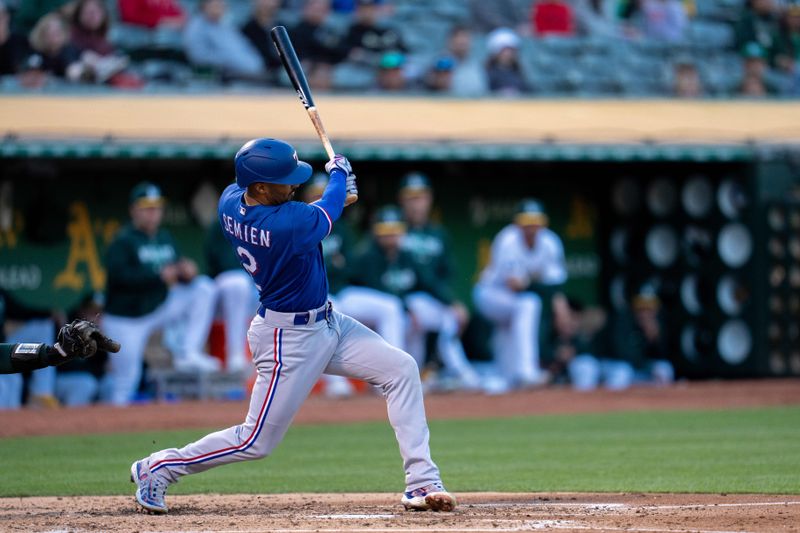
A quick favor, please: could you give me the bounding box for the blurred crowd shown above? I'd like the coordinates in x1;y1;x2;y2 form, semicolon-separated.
0;0;799;96
0;174;675;409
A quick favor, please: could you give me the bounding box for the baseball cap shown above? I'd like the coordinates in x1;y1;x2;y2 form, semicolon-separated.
487;27;520;56
373;205;407;236
741;41;766;59
379;51;405;70
398;172;431;197
129;182;165;207
514;198;548;226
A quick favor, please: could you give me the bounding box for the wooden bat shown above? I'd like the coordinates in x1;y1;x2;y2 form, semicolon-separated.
270;25;358;206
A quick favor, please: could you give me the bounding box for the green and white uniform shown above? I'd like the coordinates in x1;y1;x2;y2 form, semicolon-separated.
402;223;455;285
102;224;217;405
343;239;479;388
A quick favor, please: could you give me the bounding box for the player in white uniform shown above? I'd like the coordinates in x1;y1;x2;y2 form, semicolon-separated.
130;139;456;514
474;199;569;391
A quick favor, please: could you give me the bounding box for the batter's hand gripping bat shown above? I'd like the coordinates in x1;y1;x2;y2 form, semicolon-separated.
271;25;358;206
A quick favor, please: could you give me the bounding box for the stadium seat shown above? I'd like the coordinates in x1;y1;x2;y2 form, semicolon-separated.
688;20;735;49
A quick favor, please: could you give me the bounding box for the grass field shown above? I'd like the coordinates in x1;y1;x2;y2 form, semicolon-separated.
1;406;798;497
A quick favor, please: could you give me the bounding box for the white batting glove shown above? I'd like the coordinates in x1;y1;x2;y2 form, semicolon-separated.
325;154;352;176
346;173;358;197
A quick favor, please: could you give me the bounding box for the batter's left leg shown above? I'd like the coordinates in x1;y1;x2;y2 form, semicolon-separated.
140;319;338;484
325;311;441;491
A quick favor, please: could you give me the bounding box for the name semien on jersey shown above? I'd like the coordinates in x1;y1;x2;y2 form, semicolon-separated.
221;214;271;247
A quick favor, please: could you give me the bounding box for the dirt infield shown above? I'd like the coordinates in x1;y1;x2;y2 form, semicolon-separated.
2;379;799;532
2;492;800;532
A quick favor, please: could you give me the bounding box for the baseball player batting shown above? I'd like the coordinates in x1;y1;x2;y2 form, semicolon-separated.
130;140;456;514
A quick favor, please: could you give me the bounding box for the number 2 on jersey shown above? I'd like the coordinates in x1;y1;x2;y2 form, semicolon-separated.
237;246;259;274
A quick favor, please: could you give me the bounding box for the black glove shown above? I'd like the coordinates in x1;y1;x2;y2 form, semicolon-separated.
55;319;121;359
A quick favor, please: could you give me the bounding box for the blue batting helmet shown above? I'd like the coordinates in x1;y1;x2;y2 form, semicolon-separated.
234;138;312;188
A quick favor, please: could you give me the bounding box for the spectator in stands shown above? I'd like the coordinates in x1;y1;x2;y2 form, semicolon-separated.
54;293;108;406
445;25;488;97
423;56;455;93
183;0;264;79
531;0;576;37
604;285;675;387
574;0;624;39
469;0;528;35
376;50;406;91
735;0;780;55
342;0;407;65
70;0;117;56
639;0;688;43
241;0;283;73
289;0;346;68
740;40;770;96
26;12;82;82
773;4;800;73
205;221;258;374
118;0;187;30
69;0;141;87
741;70;769;95
485;28;529;96
0;0;31;76
101;182;220;406
673;60;703;97
12;0;71;34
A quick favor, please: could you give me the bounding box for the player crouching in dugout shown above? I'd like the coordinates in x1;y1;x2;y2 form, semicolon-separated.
474;199;570;393
101;183;221;406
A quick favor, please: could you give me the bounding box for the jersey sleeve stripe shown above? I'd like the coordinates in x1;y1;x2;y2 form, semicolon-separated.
150;327;283;471
311;202;333;237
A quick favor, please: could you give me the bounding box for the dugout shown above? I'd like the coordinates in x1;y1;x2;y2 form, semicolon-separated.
0;97;799;379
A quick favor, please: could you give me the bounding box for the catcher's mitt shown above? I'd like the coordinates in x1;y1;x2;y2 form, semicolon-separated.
55;319;121;358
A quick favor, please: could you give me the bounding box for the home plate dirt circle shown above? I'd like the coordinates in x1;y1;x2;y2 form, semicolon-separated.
2;492;799;532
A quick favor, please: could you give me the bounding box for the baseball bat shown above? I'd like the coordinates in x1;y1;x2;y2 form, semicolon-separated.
270;25;358;206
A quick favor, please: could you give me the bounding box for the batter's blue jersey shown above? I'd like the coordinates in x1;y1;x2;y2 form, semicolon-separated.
218;183;336;312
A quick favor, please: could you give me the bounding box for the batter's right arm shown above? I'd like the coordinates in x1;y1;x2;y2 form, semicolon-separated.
292;157;351;253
